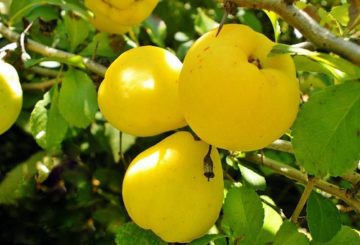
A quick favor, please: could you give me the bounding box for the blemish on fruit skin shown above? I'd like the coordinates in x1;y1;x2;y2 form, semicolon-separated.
357;129;360;137
203;47;210;51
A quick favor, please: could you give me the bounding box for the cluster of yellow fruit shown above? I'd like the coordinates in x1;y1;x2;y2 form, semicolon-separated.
98;24;300;243
84;0;159;34
0;60;23;135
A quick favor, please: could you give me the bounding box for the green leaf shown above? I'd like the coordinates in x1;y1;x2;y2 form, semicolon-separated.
9;0;89;26
237;10;263;34
271;44;360;81
222;186;264;241
93;204;127;233
80;32;119;58
144;16;167;47
293;82;360;177
0;152;45;204
30;88;68;151
58;69;98;128
238;162;266;191
189;234;228;245
63;11;90;52
194;8;219;35
115;222;166;245
273;221;310;245
311;226;360;245
263;10;280;42
254;196;283;244
330;4;350;26
307;192;341;242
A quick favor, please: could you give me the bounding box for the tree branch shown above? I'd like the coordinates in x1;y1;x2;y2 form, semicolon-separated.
232;0;360;65
0;22;107;77
22;78;60;91
266;140;360;186
245;154;360;213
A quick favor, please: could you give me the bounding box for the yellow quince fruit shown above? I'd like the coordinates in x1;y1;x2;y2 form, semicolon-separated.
179;24;300;151
98;46;186;136
122;131;224;243
0;61;22;135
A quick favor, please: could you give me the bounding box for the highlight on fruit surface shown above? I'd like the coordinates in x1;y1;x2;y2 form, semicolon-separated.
122;131;224;243
0;60;23;135
98;46;186;136
84;0;159;34
179;24;300;151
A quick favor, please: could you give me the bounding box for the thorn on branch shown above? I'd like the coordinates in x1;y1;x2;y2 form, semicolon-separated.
19;21;33;62
216;0;238;37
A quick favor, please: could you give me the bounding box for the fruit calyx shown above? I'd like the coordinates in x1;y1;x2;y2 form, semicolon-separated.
248;56;262;69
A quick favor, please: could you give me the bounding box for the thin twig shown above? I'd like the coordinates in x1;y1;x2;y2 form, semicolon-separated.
290;175;317;223
19;21;32;62
245;154;360;213
29;66;59;77
232;0;360;65
266;139;294;154
21;78;60;91
0;22;107;77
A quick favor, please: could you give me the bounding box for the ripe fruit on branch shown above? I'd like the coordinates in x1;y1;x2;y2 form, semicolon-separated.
179;24;300;151
98;46;186;136
0;61;22;135
84;0;159;34
122;131;224;243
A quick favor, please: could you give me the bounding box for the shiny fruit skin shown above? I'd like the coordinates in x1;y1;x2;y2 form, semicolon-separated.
84;0;159;33
122;131;224;243
179;24;300;151
84;3;130;34
0;61;22;135
98;46;186;136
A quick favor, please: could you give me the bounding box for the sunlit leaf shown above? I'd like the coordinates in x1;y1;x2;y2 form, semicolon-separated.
189;234;228;245
80;32;120;58
263;10;280;42
195;8;219;35
253;196;283;245
222;186;264;241
271;44;360;81
115;222;166;245
293;82;360;177
63;11;90;52
30;87;68;151
58;69;98;128
9;0;89;26
238;162;266;191
273;221;309;245
144;16;167;47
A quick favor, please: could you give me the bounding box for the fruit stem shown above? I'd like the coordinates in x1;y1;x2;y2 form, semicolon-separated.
119;132;129;169
290;175;317;224
216;0;238;37
203;145;215;181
